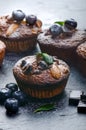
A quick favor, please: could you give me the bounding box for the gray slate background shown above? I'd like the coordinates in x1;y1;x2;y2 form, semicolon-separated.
0;0;86;130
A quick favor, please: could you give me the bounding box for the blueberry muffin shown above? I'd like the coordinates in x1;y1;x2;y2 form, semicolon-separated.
0;10;42;52
76;42;86;76
13;53;70;99
0;40;6;66
38;19;86;62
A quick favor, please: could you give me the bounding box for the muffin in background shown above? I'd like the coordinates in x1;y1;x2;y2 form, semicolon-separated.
13;53;70;99
0;40;6;66
76;42;86;76
0;10;42;53
37;19;86;63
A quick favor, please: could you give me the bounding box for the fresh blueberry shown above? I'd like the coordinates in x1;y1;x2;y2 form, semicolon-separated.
26;15;37;25
4;98;19;113
21;60;27;68
6;83;18;93
22;64;33;75
49;24;63;36
24;65;33;75
12;10;25;22
38;61;48;70
0;88;12;104
65;19;77;30
12;91;28;106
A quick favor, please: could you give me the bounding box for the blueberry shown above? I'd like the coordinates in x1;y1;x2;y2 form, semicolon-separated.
6;83;18;93
0;88;12;104
12;10;25;22
38;61;48;70
26;15;37;25
4;98;19;113
49;24;63;36
21;60;27;68
22;64;33;75
24;65;33;75
12;91;28;106
65;19;77;30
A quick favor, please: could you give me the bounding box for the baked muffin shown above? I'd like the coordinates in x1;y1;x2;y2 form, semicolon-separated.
37;19;86;62
0;40;6;66
13;53;70;99
0;10;42;52
76;42;86;76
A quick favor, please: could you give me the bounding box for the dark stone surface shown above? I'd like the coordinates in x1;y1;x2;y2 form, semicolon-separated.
0;0;86;130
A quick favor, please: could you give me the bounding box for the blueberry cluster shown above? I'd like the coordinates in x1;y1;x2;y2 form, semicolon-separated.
49;19;77;37
0;83;28;114
20;53;54;75
12;10;37;25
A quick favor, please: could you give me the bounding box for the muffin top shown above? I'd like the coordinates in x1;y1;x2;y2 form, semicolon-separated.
76;42;86;59
0;40;6;53
13;53;70;87
38;30;86;49
0;10;42;39
38;19;86;48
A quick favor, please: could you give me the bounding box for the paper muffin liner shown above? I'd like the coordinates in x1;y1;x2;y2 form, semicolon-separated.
14;74;68;99
76;54;86;76
0;42;6;66
0;50;5;66
1;36;37;52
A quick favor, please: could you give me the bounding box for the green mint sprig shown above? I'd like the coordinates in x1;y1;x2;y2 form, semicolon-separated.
37;53;53;65
34;103;55;113
54;21;65;26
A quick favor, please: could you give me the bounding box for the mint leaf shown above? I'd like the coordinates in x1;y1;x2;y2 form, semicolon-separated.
36;53;53;65
36;53;42;58
42;53;53;65
55;21;65;26
36;53;43;61
34;104;55;113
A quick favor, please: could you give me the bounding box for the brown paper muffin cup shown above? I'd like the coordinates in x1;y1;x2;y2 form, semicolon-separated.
0;50;5;66
1;36;37;53
78;57;86;76
13;74;68;99
76;52;86;76
0;41;6;66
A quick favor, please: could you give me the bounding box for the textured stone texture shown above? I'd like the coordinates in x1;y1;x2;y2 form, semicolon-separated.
0;0;86;130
